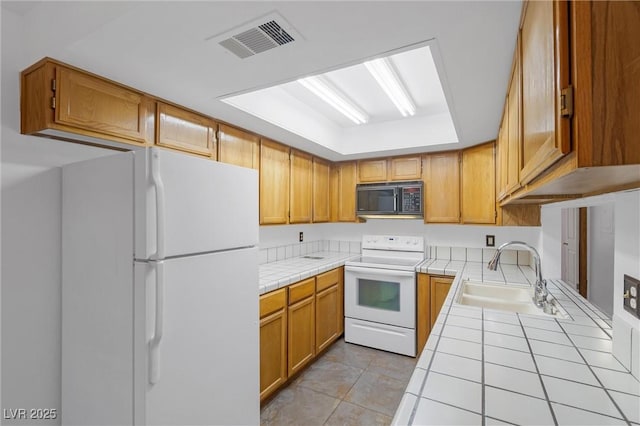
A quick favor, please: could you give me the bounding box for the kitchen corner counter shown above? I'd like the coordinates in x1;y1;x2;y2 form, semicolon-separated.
259;251;357;295
394;260;640;425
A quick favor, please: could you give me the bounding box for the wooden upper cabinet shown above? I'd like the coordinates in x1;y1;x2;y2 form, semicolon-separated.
21;59;154;146
260;139;290;225
520;0;571;185
312;157;330;223
156;102;216;158
217;124;259;169
390;156;422;181
575;1;640;167
461;142;496;224
423;152;460;223
332;162;357;222
497;109;509;201
358;159;387;182
289;149;313;224
506;38;522;194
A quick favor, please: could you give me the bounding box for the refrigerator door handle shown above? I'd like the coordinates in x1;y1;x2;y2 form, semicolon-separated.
150;150;166;260
149;260;164;385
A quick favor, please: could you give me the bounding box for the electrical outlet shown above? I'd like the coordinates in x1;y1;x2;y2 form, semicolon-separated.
623;275;640;319
486;235;495;247
299;232;304;242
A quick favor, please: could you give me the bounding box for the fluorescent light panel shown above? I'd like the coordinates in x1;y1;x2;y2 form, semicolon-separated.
298;76;369;125
365;58;416;117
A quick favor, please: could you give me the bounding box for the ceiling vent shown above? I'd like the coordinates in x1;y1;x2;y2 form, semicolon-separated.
218;19;295;59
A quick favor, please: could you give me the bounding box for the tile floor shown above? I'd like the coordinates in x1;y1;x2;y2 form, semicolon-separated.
260;338;417;426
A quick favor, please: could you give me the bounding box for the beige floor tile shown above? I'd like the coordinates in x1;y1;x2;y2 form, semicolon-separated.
294;357;364;398
261;385;340;426
367;350;417;382
323;339;379;370
261;338;415;425
324;401;392;426
343;371;407;417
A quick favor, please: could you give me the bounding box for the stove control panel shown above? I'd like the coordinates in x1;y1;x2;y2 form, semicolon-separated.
362;235;425;252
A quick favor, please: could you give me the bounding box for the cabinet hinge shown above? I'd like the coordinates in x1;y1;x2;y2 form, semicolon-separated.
51;79;56;91
560;85;574;118
51;96;56;109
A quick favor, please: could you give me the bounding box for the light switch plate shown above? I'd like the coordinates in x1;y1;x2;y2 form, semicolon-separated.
486;235;495;247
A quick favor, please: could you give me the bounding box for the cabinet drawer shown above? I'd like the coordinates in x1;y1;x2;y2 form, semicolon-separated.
288;278;315;304
316;268;341;292
260;288;287;318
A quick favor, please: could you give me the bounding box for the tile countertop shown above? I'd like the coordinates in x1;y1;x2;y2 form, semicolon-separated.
259;251;357;295
394;259;640;426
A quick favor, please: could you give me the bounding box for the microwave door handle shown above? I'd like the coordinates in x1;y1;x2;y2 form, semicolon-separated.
394;188;398;213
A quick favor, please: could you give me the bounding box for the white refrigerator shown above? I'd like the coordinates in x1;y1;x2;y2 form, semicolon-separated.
61;148;259;425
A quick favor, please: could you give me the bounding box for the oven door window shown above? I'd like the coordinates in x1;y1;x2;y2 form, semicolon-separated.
357;278;400;312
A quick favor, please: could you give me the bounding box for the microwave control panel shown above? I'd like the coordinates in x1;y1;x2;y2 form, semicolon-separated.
401;187;422;213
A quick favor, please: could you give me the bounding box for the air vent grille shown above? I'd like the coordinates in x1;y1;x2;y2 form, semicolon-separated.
219;19;295;59
259;21;295;46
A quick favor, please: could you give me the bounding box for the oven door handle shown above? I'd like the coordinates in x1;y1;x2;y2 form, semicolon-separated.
345;266;416;278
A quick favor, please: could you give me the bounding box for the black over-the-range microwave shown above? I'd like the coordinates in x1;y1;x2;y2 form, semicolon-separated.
356;181;423;218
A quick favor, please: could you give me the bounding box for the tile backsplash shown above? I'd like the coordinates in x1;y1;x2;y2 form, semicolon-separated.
259;239;361;264
427;246;533;267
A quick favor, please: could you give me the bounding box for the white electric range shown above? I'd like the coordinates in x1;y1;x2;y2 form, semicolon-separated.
344;235;425;357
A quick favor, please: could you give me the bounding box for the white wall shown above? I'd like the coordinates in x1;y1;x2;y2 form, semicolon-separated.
259;219;541;251
588;204;615;316
1;166;62;425
541;189;640;376
1;7;113;423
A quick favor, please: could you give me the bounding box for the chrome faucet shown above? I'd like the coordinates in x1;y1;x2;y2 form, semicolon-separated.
487;241;548;307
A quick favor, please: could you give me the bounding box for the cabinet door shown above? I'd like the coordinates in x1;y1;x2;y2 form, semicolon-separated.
259;289;287;402
337;162;357;222
497;109;509;201
506;37;522;194
288;296;315;376
416;273;431;354
430;276;453;327
520;0;570;184
56;66;152;145
358;159;387;182
312;158;330;223
260;139;290;225
423;152;460;223
289;150;313;224
461;143;496;224
217;124;259;169
315;268;342;353
156;102;216;157
390;156;422;180
315;285;339;354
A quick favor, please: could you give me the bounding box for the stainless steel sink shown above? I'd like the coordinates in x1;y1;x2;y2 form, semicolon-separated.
302;255;324;260
456;280;566;318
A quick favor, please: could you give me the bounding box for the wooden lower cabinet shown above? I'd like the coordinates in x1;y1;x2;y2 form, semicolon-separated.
259;267;345;402
417;274;454;354
315;267;343;353
287;278;316;376
259;288;287;402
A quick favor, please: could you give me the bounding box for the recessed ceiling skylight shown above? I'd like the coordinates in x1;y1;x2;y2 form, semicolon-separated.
221;41;459;156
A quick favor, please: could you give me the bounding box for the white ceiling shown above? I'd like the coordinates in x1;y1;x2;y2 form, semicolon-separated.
2;0;522;162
